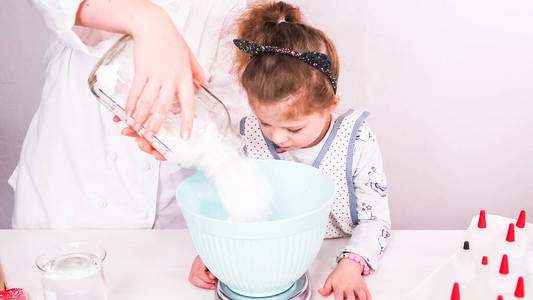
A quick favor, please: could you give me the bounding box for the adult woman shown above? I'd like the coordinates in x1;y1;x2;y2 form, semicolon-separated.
9;0;248;228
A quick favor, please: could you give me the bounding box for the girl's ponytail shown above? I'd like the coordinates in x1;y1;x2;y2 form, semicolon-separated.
235;2;305;74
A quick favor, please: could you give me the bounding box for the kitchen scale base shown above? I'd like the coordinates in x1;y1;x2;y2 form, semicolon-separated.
215;273;310;300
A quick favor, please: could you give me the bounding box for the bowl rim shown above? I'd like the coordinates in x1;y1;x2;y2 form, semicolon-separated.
176;160;335;226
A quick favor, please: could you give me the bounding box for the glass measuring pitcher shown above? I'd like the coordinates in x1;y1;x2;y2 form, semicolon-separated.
88;35;242;169
35;242;107;300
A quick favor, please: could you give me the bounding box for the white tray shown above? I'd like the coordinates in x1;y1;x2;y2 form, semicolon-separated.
403;213;532;300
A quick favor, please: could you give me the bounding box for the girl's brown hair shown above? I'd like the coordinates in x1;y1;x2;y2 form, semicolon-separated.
234;1;339;119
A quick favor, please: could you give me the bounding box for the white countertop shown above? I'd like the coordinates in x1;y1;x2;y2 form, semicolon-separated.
0;230;466;300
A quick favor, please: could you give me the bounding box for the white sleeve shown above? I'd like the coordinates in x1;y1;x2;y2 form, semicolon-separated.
205;0;250;130
28;0;192;57
30;0;91;53
343;123;392;272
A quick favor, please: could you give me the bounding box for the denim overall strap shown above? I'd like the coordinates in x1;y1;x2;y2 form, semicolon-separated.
345;111;370;224
311;109;369;225
313;109;355;168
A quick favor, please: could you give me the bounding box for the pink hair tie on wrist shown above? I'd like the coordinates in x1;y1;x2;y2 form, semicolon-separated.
336;252;371;276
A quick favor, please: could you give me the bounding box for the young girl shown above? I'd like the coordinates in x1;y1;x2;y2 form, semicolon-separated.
189;1;391;299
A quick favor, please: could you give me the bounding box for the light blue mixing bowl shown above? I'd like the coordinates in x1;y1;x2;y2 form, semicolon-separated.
177;160;335;297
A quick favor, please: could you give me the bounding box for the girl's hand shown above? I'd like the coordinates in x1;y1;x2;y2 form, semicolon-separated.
126;9;207;140
318;259;372;300
188;255;217;290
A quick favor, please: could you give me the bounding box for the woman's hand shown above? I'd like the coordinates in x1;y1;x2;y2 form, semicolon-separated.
125;8;207;140
318;259;372;300
188;255;217;290
114;116;165;160
77;0;207;151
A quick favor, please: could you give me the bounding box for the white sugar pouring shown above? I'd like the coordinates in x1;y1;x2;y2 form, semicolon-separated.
89;35;272;222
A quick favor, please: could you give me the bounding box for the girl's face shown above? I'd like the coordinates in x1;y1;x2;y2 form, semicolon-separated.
252;96;339;153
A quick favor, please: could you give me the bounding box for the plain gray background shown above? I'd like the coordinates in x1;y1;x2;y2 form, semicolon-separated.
2;0;532;229
1;1;48;228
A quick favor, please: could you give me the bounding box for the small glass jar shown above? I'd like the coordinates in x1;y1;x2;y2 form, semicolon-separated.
35;242;107;300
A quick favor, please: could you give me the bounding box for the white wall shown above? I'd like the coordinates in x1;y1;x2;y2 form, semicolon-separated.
1;0;532;229
0;0;48;228
291;0;533;228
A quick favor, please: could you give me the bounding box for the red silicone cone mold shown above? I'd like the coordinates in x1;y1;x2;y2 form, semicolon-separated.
499;254;509;275
506;223;515;243
450;282;460;300
478;210;487;229
516;210;526;229
514;276;524;298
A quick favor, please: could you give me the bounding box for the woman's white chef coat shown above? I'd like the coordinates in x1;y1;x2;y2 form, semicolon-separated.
8;0;249;229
